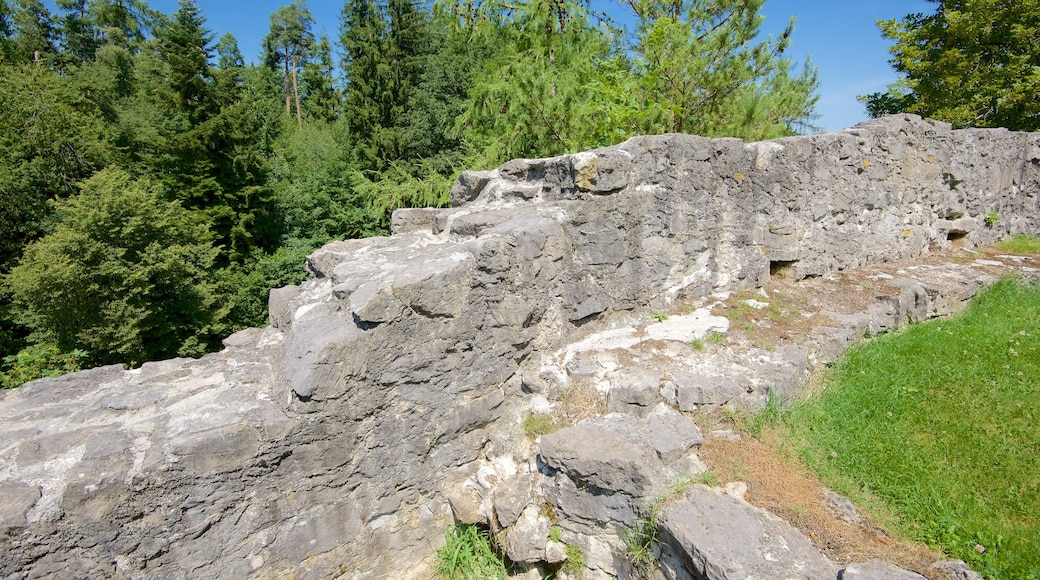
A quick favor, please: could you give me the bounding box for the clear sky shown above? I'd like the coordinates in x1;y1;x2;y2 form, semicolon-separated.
49;0;936;134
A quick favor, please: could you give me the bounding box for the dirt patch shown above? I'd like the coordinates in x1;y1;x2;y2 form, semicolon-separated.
698;424;946;577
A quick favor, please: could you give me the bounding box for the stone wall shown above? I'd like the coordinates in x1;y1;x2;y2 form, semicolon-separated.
1;115;1038;578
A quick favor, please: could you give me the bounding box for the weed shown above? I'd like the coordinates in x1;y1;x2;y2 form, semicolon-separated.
691;338;705;351
563;544;585;575
985;212;1000;227
625;470;718;572
625;514;659;572
651;311;669;322
548;526;562;542
997;233;1040;254
434;524;509;580
786;278;1040;578
745;390;788;439
707;331;725;345
521;413;558;437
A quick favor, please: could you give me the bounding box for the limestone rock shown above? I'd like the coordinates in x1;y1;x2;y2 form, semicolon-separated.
657;485;838;580
928;560;984;580
839;559;926;580
2;115;1040;578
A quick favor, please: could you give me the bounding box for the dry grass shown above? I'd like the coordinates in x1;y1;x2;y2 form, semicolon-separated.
698;423;946;577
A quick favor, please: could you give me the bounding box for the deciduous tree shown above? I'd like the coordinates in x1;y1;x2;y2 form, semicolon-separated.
861;0;1040;130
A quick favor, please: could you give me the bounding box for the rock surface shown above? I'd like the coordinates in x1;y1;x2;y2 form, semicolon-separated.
2;115;1038;578
657;485;839;579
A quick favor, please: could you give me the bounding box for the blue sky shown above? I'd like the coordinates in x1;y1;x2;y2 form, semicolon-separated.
51;0;935;133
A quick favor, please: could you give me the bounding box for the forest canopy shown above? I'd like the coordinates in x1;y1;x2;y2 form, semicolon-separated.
0;0;819;385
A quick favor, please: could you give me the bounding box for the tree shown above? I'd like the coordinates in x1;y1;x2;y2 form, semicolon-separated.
10;0;56;63
263;0;314;127
341;0;388;169
457;0;621;162
300;33;340;123
55;0;98;65
5;168;219;366
861;0;1040;131
621;0;819;140
155;0;214;122
215;30;242;70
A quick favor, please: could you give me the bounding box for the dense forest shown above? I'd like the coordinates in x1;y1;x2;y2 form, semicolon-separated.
0;0;820;386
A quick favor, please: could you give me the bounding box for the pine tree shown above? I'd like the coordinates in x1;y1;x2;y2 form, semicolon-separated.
10;0;56;63
458;0;617;161
262;0;313;127
215;31;242;70
622;0;819;140
55;0;98;65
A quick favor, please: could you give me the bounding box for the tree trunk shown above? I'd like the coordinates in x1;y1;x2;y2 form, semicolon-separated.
291;51;303;128
283;45;291;117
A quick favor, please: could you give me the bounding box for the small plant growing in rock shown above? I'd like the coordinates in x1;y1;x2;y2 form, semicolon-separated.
651;311;669;322
521;413;557;437
434;524;508;579
707;331;725;345
563;544;585;576
691;338;705;351
985;212;1000;227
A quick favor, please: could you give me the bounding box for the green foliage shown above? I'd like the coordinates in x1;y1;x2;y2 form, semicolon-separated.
0;62;112;270
4;168;219;366
787;278;1040;578
563;543;585;575
651;311;668;322
862;0;1040;130
0;343;87;389
985;212;1000;227
458;0;619;163
622;0;819;140
434;524;509;580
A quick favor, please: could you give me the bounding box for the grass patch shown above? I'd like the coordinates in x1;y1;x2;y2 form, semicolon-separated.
787;278;1040;579
521;413;558;437
434;524;509;580
997;233;1040;254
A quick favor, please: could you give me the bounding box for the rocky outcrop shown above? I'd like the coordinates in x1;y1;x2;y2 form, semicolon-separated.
1;115;1039;578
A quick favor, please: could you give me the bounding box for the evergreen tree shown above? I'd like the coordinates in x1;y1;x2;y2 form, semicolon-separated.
10;0;56;63
458;0;617;162
215;31;242;70
0;1;13;62
621;0;819;140
262;0;314;127
87;0;157;48
861;0;1040;130
55;0;98;65
340;0;386;170
300;33;340;123
156;0;213;122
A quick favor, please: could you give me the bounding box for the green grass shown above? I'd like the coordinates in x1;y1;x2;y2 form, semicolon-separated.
434;524;509;580
787;278;1040;579
521;413;558;437
997;234;1040;254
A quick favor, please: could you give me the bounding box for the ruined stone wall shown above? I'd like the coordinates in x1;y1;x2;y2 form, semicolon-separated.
1;115;1038;579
